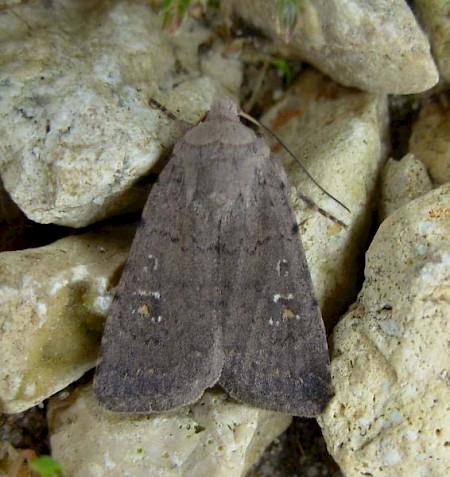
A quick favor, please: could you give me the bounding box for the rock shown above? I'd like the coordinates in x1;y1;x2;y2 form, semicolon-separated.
229;0;438;94
318;184;450;477
0;226;134;413
262;70;389;324
415;0;450;81
409;97;450;185
48;385;292;477
379;153;433;220
0;0;241;227
201;45;243;96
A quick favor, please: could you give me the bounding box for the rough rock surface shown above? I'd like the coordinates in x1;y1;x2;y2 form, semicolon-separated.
229;0;438;94
380;153;433;220
415;0;450;80
318;184;450;477
48;386;292;477
0;0;241;227
409;97;450;185
0;226;134;413
262;70;389;324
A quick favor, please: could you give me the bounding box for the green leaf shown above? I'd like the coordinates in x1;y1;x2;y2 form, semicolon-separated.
275;0;303;42
271;58;293;86
160;0;209;33
29;456;64;477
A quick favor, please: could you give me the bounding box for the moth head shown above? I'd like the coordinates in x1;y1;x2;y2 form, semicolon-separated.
206;99;239;122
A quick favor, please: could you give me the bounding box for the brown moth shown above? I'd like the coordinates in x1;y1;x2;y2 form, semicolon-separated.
93;99;331;416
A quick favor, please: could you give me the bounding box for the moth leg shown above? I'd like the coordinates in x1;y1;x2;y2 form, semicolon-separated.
149;98;193;133
294;190;348;228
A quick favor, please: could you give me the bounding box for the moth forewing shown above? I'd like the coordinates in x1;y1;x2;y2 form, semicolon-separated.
94;99;331;416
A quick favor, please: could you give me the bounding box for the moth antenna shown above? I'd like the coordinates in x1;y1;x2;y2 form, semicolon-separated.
239;111;351;215
149;98;180;122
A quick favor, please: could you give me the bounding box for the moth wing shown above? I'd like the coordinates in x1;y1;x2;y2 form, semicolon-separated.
94;154;223;413
218;155;331;416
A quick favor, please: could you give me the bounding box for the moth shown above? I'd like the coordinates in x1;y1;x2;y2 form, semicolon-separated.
94;98;332;416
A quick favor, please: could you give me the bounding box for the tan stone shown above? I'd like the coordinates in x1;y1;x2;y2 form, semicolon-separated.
229;0;438;94
318;184;450;477
379;153;433;220
48;385;292;477
0;0;241;227
409;98;450;185
0;226;134;413
415;0;450;80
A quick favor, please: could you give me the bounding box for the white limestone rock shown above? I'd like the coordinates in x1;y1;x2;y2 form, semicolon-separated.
48;385;292;477
380;153;433;220
262;70;389;323
409;97;450;185
0;0;241;227
228;0;438;94
318;184;450;477
0;226;134;413
415;0;450;81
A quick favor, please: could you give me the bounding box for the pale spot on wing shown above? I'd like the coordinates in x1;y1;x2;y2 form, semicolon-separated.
138;304;150;317
282;307;295;319
276;259;289;277
135;290;161;299
148;255;159;271
273;293;294;303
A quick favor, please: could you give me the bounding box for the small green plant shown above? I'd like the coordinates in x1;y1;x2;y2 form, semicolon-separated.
270;57;293;85
275;0;304;42
159;0;305;42
29;456;64;477
160;0;209;33
157;1;296;85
